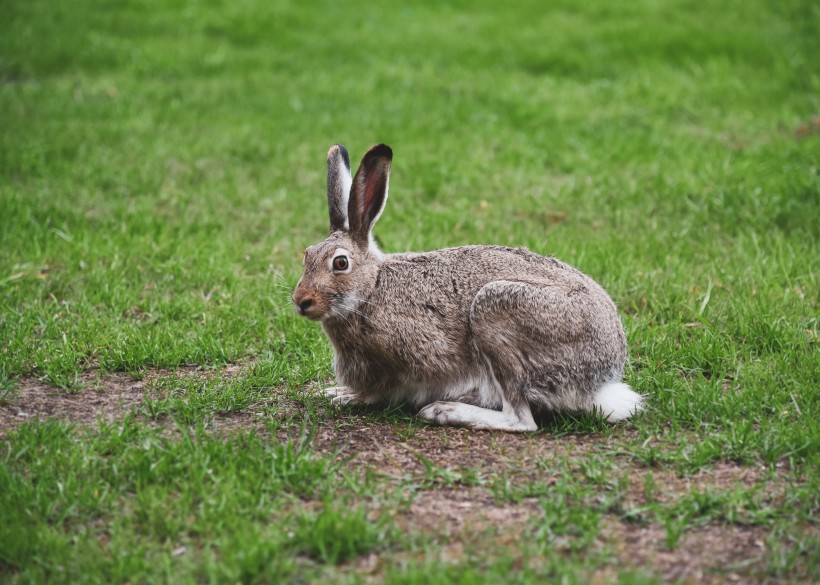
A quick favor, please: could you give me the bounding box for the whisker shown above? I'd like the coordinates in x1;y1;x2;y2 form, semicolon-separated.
348;307;374;325
266;268;297;290
334;311;352;326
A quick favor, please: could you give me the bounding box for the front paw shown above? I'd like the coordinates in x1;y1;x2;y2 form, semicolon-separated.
323;386;367;406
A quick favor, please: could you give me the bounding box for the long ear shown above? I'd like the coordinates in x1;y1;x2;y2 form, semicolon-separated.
348;144;392;243
327;144;352;232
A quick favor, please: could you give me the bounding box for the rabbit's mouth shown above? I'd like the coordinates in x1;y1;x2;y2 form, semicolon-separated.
295;301;324;321
298;308;322;321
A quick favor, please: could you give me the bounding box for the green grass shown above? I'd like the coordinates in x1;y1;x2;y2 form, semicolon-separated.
1;0;819;583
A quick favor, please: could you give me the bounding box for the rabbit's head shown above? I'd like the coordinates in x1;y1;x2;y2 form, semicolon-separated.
292;144;392;322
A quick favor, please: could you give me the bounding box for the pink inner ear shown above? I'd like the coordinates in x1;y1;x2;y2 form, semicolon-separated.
363;177;378;216
362;164;387;220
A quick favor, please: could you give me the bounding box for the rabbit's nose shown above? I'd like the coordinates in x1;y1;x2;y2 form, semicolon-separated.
292;288;317;317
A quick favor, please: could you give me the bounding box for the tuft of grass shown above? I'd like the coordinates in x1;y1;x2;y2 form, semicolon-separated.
292;500;392;565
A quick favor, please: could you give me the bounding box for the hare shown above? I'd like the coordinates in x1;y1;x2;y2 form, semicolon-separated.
292;144;643;431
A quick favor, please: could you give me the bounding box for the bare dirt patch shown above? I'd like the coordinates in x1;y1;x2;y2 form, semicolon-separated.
0;363;252;437
303;416;634;478
400;486;540;535
0;372;147;436
608;520;775;585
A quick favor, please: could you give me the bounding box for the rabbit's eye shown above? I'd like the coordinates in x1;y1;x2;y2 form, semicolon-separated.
332;256;350;272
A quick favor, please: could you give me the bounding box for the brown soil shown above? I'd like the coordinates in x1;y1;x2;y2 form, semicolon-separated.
0;371;147;434
608;521;774;585
0;369;810;584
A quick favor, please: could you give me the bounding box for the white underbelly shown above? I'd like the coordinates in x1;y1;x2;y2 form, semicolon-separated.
387;368;503;409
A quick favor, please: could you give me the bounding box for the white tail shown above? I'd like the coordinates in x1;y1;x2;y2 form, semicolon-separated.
593;382;644;421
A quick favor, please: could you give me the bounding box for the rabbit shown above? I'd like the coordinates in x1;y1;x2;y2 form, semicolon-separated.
291;144;643;432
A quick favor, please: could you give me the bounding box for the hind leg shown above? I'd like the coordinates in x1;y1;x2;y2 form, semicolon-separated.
418;393;536;432
468;280;614;416
418;284;544;432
